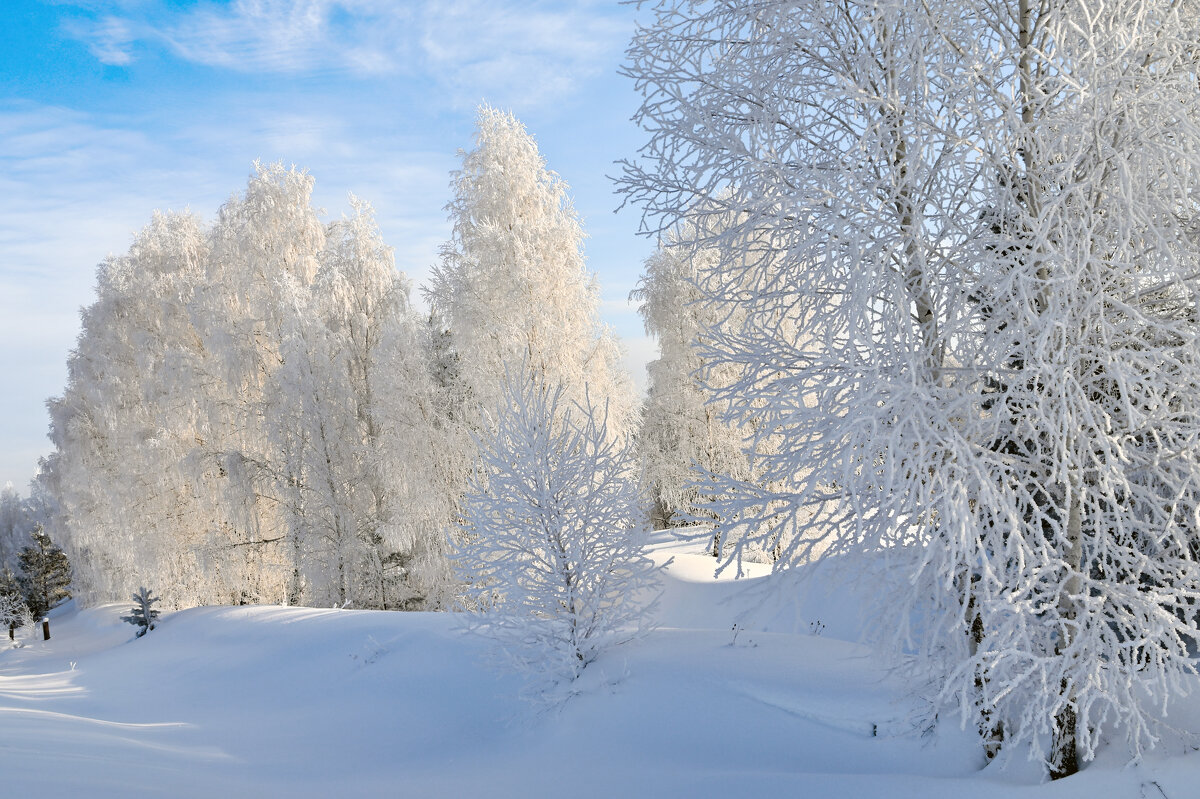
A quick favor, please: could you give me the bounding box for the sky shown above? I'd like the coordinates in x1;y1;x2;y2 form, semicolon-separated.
0;0;661;492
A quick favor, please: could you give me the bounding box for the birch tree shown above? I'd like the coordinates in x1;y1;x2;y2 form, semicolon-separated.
458;365;659;701
197;162;327;605
427;105;636;441
632;232;785;559
294;199;451;608
47;210;219;606
47;164;447;611
621;0;1200;776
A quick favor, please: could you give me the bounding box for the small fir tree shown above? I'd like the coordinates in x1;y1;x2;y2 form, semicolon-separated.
122;587;161;637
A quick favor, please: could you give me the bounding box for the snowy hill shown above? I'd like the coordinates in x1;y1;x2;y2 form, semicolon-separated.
1;535;1197;798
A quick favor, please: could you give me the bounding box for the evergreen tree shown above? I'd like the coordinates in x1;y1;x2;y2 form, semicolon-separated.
121;587;161;637
18;525;71;620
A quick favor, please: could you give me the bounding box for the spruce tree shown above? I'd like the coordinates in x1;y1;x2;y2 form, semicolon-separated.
18;525;71;620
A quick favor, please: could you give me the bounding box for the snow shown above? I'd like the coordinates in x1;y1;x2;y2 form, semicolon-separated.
1;534;1198;797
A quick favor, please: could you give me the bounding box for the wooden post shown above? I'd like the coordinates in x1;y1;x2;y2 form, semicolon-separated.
42;619;50;640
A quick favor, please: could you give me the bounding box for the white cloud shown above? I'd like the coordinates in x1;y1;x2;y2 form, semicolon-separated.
157;0;399;74
600;295;641;318
416;1;629;107
79;15;136;65
63;0;634;110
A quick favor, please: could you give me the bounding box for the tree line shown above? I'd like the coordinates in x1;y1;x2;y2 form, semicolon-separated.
37;107;635;614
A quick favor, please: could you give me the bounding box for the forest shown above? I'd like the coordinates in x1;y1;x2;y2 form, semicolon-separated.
4;0;1200;785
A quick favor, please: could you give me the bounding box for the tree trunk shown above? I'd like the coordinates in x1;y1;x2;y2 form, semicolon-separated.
1051;482;1084;780
966;578;1004;760
1050;686;1079;779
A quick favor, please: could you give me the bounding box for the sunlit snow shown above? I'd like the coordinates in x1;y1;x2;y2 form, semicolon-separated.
1;534;1195;797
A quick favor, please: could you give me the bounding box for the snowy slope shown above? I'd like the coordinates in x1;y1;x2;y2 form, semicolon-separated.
1;535;1198;797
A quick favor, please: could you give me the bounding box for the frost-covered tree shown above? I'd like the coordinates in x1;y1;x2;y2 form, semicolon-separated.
283;198;451;609
46;209;227;607
18;525;71;621
631;222;801;560
121;587;161;637
197;162;328;606
622;0;1200;776
0;485;33;570
427;105;636;441
458;365;659;701
369;311;465;610
46;164;446;611
0;568;30;640
0;595;31;642
633;239;750;535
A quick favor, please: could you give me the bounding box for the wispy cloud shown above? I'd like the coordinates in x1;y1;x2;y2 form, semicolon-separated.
157;0;406;75
600;296;642;318
417;1;630;107
76;15;136;65
62;0;633;109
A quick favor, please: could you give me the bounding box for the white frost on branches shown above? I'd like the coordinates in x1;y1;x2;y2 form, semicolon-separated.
427;105;636;443
621;0;1200;773
46;164;452;611
457;365;660;702
632;236;752;536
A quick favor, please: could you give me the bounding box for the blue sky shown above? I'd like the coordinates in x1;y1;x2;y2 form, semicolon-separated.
0;0;659;490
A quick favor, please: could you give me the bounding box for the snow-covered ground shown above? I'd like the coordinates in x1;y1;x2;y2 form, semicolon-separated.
2;533;1198;797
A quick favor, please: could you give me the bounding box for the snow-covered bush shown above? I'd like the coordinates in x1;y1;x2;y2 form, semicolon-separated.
0;590;31;642
457;365;660;702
